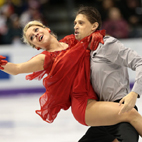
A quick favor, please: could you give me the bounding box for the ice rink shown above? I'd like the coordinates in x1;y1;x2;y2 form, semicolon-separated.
0;93;142;142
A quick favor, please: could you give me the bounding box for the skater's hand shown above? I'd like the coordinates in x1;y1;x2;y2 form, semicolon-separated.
0;55;7;70
118;92;138;115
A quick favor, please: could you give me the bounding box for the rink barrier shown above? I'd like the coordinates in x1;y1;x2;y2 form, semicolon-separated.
0;38;142;95
0;87;45;96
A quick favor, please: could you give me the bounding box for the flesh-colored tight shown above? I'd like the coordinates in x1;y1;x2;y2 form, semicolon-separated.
85;99;142;137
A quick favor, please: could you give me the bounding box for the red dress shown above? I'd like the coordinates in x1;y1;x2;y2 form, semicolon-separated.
26;31;105;126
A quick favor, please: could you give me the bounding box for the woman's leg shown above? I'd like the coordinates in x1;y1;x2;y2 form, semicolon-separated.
85;100;142;137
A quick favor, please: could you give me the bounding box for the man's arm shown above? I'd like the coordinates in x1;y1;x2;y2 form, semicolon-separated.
104;37;142;113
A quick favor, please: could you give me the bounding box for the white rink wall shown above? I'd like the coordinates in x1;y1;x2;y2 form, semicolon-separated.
0;44;44;94
0;44;42;89
0;38;142;93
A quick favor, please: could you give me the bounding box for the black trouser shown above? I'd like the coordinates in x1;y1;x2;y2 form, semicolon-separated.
78;100;139;142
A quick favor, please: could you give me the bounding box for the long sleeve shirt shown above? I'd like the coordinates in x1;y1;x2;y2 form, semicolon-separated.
90;36;142;101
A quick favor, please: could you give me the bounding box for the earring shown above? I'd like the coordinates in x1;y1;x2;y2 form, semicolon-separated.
49;29;51;33
36;47;40;50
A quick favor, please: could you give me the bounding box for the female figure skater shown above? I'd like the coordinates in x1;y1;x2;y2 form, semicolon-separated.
0;20;142;138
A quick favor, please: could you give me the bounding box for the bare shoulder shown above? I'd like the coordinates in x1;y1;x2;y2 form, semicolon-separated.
32;53;46;61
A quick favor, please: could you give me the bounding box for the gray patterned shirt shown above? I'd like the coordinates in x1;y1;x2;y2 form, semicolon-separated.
90;36;142;101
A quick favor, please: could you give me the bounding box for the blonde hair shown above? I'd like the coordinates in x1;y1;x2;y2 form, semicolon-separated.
22;20;57;48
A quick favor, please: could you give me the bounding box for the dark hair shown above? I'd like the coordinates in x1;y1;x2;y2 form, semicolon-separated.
76;6;102;30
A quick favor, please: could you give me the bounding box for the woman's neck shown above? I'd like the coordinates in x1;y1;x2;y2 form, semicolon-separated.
47;42;69;52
